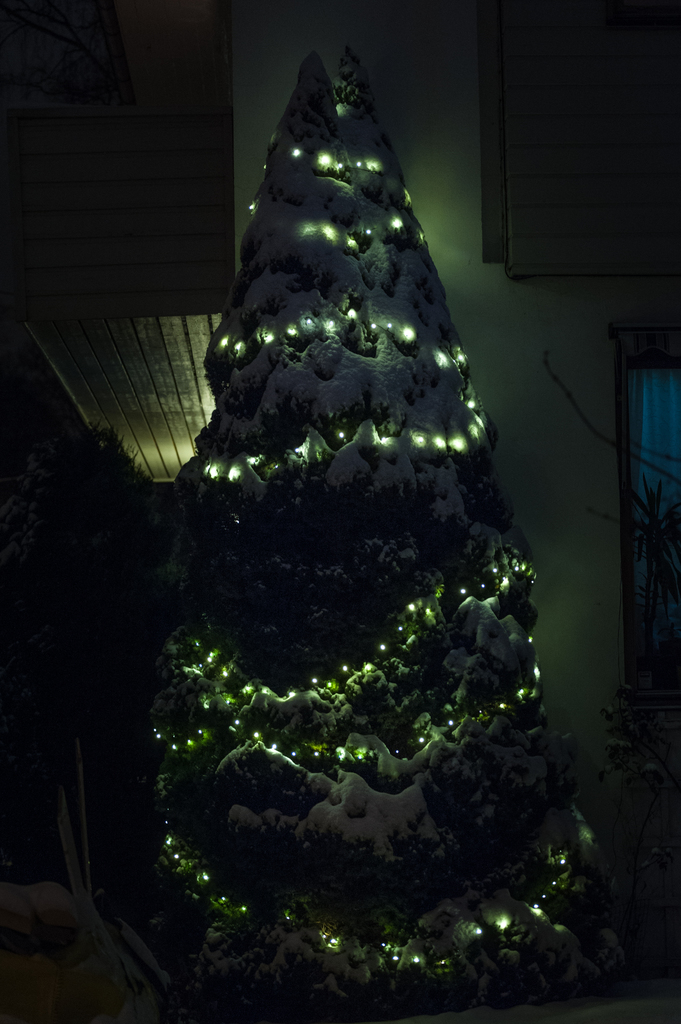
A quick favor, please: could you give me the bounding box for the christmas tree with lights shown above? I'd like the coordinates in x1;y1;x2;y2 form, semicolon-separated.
151;49;622;1022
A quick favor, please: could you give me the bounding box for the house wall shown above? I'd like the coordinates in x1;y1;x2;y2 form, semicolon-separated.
230;0;681;925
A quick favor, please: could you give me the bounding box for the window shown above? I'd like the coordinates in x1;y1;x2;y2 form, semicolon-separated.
614;325;681;703
607;0;681;26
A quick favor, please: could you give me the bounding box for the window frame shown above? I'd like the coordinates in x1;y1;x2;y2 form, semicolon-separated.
613;323;681;707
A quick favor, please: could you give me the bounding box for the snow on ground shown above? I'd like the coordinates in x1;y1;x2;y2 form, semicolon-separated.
3;980;678;1024
255;980;681;1024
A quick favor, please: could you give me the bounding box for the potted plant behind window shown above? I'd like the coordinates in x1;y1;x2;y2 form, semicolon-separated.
633;474;681;687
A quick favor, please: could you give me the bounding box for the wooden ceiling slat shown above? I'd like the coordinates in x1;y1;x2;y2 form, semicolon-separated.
82;319;168;480
25;321;107;429
158;316;208;448
55;320;129;433
105;318;181;479
186;315;219;420
131;317;195;467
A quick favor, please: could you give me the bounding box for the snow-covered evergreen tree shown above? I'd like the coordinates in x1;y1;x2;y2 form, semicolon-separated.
151;49;623;1022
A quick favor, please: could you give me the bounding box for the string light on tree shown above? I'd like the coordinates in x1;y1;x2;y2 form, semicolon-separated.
150;45;622;1024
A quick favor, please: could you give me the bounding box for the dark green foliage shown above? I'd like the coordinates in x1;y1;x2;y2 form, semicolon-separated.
0;426;186;934
150;48;623;1021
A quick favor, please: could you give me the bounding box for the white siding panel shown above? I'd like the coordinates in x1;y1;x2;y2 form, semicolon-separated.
27;290;225;321
508;173;681;206
26;262;229;298
504;1;610;28
505;85;681;116
18;114;227;155
504;26;681;57
509;234;681;264
506;144;681;176
23;234;228;269
23;206;224;240
495;0;681;276
505;54;681;87
511;204;681;237
21;149;224;183
9;106;234;320
507;114;681;146
22;178;226;211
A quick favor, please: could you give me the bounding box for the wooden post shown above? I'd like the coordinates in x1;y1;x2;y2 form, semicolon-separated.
75;739;92;897
57;786;85;896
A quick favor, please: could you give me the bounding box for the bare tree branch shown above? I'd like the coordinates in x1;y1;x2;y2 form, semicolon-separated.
0;0;119;105
543;350;681;491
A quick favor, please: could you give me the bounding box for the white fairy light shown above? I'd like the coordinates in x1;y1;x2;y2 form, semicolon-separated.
403;327;415;341
467;399;475;409
292;149;300;156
